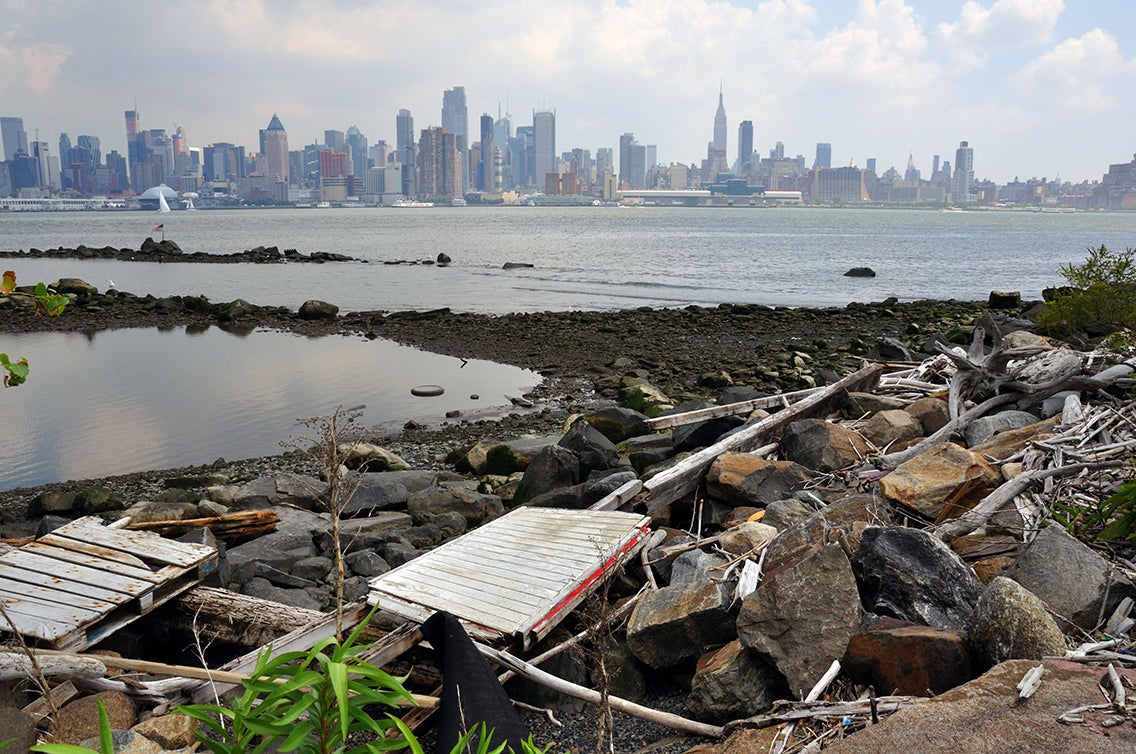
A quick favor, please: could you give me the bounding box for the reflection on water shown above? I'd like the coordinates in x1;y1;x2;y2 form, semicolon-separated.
0;327;539;490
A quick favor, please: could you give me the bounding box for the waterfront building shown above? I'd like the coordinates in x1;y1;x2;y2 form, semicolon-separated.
951;140;975;203
808;165;869;202
866;157;877;174
319;148;349;201
396;109;416;196
1090;153;1136;209
493;111;513;188
815;142;832;169
261;114;290;184
479;114;495;191
619;132;635;188
533;110;555;189
442;86;469;192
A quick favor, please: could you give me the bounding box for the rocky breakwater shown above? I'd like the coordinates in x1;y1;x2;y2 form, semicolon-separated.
0;237;358;263
6;303;1136;752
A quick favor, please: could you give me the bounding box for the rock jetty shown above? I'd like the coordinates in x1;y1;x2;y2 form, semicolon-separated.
0;238;358;263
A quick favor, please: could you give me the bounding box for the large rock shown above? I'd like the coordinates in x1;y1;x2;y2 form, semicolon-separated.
968;416;1059;461
780;418;872;472
843;623;975;696
626;550;735;670
878;442;1001;521
231;473;324;511
558;417;622;473
338;442;409;471
131;712;198;749
298;299;339;319
705;455;812;507
458;435;557;475
0;708;36;754
970;576;1068;667
52;690;137;744
689;640;782;724
852;526;983;630
822;659;1136;754
738;544;863;698
719;521;779;556
761;494;889;583
905;396;950;435
858;409;924;449
514;445;580;504
1002;524;1136;630
225;506;327;583
672;414;746;453
406;486;504;527
583;406;650;443
963;410;1044;447
341;470;463;516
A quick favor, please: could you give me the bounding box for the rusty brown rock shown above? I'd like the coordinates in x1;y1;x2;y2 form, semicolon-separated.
705;455;812;507
878;442;1000;521
859;409;924;449
779;418;872;472
843;624;976;696
52;690;137;745
968;416;1059;461
905;396;950;434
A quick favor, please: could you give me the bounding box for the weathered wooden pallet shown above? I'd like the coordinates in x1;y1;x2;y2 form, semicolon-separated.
369;507;652;649
0;516;217;651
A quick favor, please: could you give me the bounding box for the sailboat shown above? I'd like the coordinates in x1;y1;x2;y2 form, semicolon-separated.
157;189;172;214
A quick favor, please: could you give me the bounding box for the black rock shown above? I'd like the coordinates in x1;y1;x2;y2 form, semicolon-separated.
844;267;877;277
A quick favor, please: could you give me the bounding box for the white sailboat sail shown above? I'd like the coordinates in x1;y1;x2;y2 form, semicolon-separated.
157;189;172;213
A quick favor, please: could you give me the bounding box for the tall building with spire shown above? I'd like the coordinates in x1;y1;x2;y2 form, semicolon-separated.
713;83;727;155
261;114;290;184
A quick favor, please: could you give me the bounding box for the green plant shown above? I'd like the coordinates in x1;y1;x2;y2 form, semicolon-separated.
177;612;414;753
1;270;69;386
1038;245;1136;345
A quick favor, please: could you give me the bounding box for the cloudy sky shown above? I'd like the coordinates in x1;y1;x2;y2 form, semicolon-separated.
2;0;1133;183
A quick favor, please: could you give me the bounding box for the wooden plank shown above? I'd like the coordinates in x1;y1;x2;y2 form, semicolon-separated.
589;479;644;512
645;385;827;430
50;517;215;568
0;591;105;626
0;584;115;613
23;681;80;724
34;533;152;570
0;605;78;643
0;562;135;605
642;363;883;511
21;541;165;583
0;550;156;597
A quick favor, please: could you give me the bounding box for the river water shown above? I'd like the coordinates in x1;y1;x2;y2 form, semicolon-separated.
4;206;1136;312
2;206;1134;490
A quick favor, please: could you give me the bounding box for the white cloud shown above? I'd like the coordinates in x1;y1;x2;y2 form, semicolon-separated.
1020;27;1130;111
938;0;1064;70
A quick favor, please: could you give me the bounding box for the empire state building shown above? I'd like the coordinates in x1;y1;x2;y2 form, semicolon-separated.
705;84;729;180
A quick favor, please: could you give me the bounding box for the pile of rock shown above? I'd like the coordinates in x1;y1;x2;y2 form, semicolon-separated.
0;242;357;264
7;310;1136;752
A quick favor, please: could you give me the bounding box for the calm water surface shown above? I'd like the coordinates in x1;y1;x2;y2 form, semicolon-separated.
4;207;1135;312
0;327;538;490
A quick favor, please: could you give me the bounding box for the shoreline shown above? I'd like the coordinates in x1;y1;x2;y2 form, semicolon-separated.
0;284;991;510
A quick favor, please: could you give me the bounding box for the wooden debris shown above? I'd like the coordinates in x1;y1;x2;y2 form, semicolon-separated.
172;585;325;648
0;651;106;681
1013;664;1045;706
127;509;280;542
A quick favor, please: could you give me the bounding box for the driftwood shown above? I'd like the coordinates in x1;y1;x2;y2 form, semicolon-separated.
128;510;280;542
642;364;883;512
875;392;1018;470
771;660;842;754
477;642;724;738
22;680;80;723
172;585;325;648
933;460;1125;543
645;385;828;430
725;694;928;733
0;651;106;681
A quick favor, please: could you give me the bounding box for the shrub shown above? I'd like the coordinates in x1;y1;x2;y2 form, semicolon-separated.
1038;245;1136;345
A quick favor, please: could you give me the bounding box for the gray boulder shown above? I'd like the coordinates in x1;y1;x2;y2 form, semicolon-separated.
1002;524;1136;630
738;544;863;698
231;473;323;511
458;435;557;475
780;418;872;472
514;445;580;504
626;550;735;670
298;299;339;319
583;406;650;443
859;409;923;449
963;410;1042;447
970;576;1068;667
406;486;504;527
689;640;782;724
559;418;622;473
852;526;983;630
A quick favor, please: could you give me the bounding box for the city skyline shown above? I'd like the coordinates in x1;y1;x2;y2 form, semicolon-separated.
1;1;1134;183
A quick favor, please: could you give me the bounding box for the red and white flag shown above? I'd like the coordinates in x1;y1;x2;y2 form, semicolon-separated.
152;223;164;232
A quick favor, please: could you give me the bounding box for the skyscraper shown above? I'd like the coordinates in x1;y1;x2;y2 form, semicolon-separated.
442;86;469;192
396;109;415;196
58;132;72;189
737;121;753;176
479;114;495;191
325;130;345;152
713;85;727;154
262;114;290;184
619;133;635;188
533;110;555;186
951;140;974;203
345;125;368;180
1;116;28;160
417;126;461;201
815;143;832;169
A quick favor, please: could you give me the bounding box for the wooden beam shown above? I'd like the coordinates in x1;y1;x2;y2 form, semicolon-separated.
645;385;827;430
642;364;883;511
172;586;325;648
